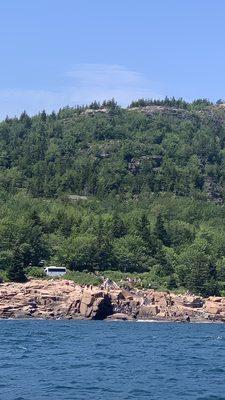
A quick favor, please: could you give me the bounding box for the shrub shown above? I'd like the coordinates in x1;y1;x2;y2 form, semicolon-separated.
25;267;45;279
63;271;102;286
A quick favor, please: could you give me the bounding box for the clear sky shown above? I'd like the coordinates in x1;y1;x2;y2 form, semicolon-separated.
1;0;225;118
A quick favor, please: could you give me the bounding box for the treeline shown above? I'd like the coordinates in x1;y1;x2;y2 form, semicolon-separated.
1;98;225;202
1;191;225;296
1;98;225;295
129;96;214;109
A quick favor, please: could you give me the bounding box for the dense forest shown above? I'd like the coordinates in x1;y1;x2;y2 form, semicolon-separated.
1;97;225;296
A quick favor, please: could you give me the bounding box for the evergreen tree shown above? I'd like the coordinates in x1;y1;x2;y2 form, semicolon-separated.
7;252;27;283
138;213;149;242
111;212;127;238
154;214;171;246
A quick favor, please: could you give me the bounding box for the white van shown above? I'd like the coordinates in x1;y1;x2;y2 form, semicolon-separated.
44;266;67;277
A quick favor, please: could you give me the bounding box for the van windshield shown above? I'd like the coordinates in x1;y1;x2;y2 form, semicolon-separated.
47;268;66;273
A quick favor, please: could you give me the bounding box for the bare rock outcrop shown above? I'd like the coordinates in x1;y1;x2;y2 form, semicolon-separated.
0;280;112;320
1;279;225;322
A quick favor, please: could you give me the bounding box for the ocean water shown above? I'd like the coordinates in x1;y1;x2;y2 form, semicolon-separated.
0;321;225;400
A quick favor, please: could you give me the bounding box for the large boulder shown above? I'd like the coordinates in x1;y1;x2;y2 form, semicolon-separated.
107;313;134;321
204;301;222;315
138;305;160;318
79;291;112;319
183;297;204;308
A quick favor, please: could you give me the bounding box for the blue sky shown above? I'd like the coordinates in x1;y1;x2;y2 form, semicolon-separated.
1;0;225;118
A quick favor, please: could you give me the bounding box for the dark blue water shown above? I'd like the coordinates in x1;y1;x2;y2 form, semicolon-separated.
0;321;225;400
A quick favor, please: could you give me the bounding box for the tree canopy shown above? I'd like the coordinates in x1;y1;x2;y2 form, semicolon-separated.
1;98;225;295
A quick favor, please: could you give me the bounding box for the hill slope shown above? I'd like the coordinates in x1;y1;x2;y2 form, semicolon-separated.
1;99;225;201
1;98;225;296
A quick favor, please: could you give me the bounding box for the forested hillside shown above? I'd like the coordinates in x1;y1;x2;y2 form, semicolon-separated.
1;98;225;295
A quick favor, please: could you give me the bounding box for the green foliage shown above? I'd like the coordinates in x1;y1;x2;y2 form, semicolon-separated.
154;213;171;246
0;270;10;282
1;99;225;294
176;237;218;296
112;235;150;272
0;97;224;201
7;253;27;283
63;271;102;286
25;266;45;279
167;220;195;247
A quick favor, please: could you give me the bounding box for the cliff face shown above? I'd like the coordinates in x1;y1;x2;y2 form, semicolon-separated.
0;279;225;322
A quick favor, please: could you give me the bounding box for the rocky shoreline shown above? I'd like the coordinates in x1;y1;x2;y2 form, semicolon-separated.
0;279;225;322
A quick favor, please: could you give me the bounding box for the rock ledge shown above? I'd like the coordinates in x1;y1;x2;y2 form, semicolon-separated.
0;280;225;322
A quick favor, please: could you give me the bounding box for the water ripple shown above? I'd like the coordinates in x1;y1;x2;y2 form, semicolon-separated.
0;320;225;400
